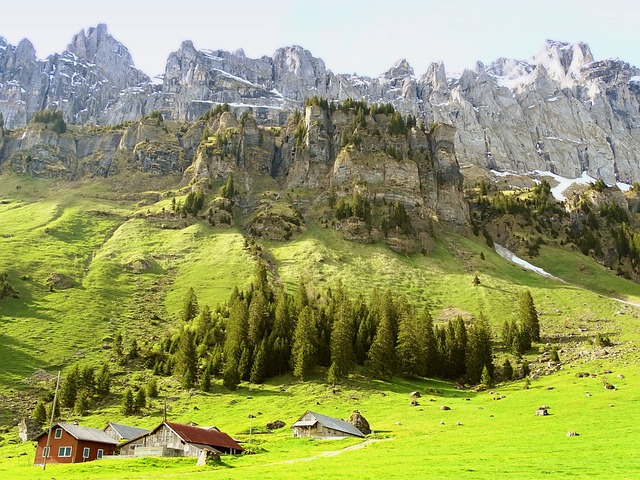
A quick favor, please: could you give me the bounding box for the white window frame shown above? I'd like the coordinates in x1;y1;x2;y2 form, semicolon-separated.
83;447;90;458
54;428;63;439
42;446;50;458
58;446;72;457
97;449;104;459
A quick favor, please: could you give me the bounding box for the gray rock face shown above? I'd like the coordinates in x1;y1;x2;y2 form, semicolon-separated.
0;24;151;130
1;28;639;183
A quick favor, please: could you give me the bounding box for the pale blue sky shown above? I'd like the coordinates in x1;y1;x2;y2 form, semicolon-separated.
2;0;638;77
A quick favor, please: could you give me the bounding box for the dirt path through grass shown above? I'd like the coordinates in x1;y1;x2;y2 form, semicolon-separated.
263;438;393;466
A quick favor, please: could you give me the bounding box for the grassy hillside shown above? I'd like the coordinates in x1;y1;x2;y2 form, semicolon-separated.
1;361;639;479
1;174;640;478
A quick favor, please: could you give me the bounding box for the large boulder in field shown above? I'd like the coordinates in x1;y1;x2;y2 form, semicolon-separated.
348;410;371;435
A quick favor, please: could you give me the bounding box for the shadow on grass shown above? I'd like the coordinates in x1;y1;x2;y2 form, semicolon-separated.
0;333;40;387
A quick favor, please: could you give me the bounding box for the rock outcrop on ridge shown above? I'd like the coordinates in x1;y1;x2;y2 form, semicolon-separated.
1;25;640;184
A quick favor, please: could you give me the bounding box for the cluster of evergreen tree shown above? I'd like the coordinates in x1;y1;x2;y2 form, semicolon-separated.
381;201;412;236
387;111;408;136
612;222;640;268
30;109;66;134
200;103;231;121
151;266;499;391
182;188;205;215
501;291;540;356
52;363;111;417
335;192;372;228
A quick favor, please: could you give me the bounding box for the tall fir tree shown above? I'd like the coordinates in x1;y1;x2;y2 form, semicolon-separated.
519;290;540;342
247;289;270;353
32;401;47;426
121;388;135;415
175;328;197;389
60;365;80;408
465;313;494;384
250;338;269;384
96;362;111;396
269;290;293;376
181;287;199;323
74;390;90;416
418;307;437;377
396;301;422;377
200;361;212;392
134;389;146;413
291;306;317;380
328;294;355;384
222;296;248;389
368;308;397;379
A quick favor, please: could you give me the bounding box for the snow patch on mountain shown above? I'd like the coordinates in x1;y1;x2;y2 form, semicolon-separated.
494;244;563;282
534;170;596;201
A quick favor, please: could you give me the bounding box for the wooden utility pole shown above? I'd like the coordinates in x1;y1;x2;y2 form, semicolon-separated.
42;371;61;471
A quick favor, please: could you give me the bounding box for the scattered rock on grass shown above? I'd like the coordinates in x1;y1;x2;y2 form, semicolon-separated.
440;405;451;411
566;431;579;437
266;420;285;430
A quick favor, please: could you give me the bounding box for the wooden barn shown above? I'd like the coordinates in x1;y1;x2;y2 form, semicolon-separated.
103;422;150;442
33;422;118;465
118;421;243;458
292;411;365;439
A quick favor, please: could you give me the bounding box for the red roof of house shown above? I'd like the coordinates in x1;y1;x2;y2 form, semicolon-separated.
164;422;243;452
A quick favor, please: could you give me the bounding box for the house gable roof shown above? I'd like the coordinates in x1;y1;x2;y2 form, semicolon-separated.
35;423;118;445
164;422;243;452
105;422;150;440
292;411;365;438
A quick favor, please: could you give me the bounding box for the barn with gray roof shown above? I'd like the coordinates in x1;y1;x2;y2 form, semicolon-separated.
292;411;365;439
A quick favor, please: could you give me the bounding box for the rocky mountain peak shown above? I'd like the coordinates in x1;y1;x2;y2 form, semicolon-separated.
382;58;415;80
533;40;594;84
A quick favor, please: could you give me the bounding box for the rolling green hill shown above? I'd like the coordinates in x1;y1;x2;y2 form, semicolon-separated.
1;172;640;479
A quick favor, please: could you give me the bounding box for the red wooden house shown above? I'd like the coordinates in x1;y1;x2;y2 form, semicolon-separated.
34;422;118;465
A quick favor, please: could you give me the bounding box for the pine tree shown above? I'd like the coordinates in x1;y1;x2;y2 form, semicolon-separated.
222;296;248;390
291;306;317;380
121;388;135;415
238;346;252;382
32;401;47;426
134;389;146;413
481;365;493;388
200;362;212;392
74;390;90;416
181;287;199;323
113;331;124;359
502;358;514;381
519;290;540;342
247;289;270;352
328;295;355;383
465;313;494;384
194;305;214;346
270;290;293;376
250;339;269;384
368;308;397;380
96;362;111;396
146;377;159;398
396;301;422;376
47;401;60;422
419;307;438;377
175;328;197;389
60;365;80;408
222;357;241;390
355;311;377;365
445;317;467;378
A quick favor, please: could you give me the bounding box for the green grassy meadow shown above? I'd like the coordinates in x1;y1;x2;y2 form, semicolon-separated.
1;174;640;478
